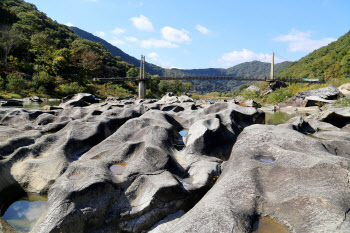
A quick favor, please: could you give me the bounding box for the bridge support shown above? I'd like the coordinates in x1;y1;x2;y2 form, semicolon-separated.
138;55;146;99
270;52;274;80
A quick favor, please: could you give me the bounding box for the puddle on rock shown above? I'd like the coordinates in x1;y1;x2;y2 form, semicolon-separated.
110;162;127;175
174;129;188;151
1;194;48;232
68;173;84;180
179;130;188;137
252;216;289;233
254;155;276;163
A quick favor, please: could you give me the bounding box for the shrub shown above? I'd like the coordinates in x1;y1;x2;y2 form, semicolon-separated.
6;75;28;93
55;82;86;97
266;88;293;104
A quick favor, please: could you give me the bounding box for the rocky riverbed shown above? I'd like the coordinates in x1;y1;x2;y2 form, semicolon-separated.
0;91;350;233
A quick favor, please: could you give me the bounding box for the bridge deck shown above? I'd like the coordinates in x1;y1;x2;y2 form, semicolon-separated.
94;76;324;83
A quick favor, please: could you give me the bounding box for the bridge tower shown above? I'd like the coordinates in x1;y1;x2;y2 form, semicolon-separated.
270;52;274;80
138;55;146;99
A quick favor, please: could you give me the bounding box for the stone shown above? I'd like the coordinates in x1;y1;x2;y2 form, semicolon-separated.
0;99;23;107
313;107;350;128
246;85;262;94
338;83;350;96
263;80;287;95
279;86;343;107
157;124;350;233
243;99;261;108
42;105;63;110
30;96;43;102
25;103;263;233
60;93;99;108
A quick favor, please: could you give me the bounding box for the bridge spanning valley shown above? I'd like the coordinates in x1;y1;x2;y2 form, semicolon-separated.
93;53;324;98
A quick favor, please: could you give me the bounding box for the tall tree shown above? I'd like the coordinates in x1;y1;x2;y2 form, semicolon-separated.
0;25;24;65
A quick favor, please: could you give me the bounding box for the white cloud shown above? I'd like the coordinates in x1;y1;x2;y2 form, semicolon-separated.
217;49;283;67
195;24;210;35
141;39;178;49
130;15;154;32
108;39;125;46
274;29;336;52
161;26;191;43
96;31;105;37
66;22;74;27
125;36;138;42
112;27;125;35
148;52;160;62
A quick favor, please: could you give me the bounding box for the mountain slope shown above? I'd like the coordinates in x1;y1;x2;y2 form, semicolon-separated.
277;30;350;79
71;27;171;76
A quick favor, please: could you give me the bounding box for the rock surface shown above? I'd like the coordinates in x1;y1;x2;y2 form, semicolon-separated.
0;95;265;233
154;124;350;232
338;83;350;96
60;93;99;108
279;86;342;107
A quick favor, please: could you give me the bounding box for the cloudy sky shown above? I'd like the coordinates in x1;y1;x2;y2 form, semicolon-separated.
27;0;350;69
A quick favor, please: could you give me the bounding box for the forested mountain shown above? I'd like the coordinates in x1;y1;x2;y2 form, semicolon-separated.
71;27;291;93
0;0;192;98
71;27;185;77
277;30;350;79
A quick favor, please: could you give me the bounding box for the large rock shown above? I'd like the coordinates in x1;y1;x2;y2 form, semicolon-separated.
60;93;99;108
311;107;350;128
0;99;23;107
279;86;343;107
155;124;350;232
26;103;263;233
264;80;287;95
246;85;262;94
338;83;350;96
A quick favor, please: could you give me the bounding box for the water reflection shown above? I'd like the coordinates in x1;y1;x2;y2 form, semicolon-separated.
110;162;127;175
252;216;289;233
0;100;61;110
2;194;47;232
254;155;276;163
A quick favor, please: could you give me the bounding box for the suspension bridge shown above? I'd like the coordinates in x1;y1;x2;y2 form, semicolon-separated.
93;53;324;98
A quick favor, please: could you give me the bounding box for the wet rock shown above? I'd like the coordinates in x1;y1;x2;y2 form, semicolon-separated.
60;93;99;108
0;99;23;107
158;124;350;233
280;86;342;107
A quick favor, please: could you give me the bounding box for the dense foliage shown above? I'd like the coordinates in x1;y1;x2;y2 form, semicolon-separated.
0;0;191;98
277;31;350;79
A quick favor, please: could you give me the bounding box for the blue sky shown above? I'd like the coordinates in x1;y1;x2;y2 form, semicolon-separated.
27;0;350;69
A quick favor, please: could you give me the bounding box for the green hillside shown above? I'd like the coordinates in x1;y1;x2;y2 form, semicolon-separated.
277;30;350;79
71;26;186;77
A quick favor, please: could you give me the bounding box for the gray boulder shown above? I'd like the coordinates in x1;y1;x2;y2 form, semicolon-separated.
0;99;23;107
264;80;287;95
60;93;99;108
280;86;342;107
156;124;350;232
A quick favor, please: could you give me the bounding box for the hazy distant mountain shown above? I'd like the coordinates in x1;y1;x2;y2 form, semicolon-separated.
176;60;290;77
